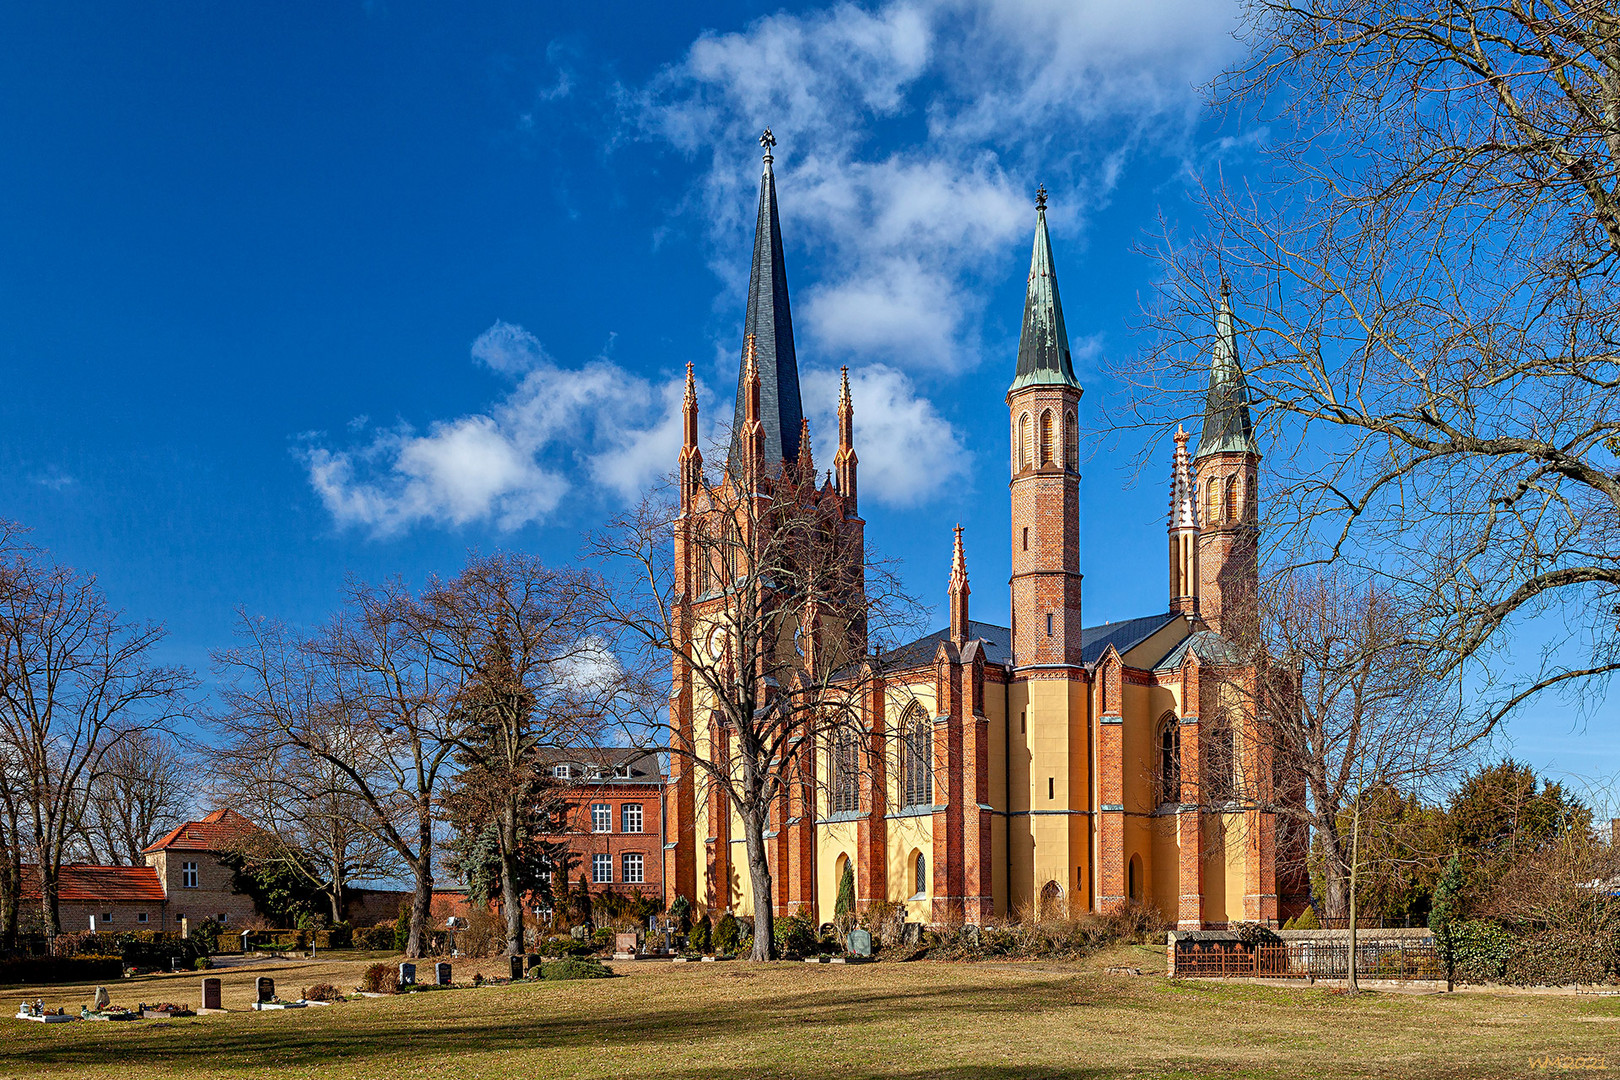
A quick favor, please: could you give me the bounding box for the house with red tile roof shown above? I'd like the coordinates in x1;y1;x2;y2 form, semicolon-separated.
139;808;260;929
20;864;169;933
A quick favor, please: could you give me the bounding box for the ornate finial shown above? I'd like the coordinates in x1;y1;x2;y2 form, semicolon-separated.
838;365;851;406
684;361;696;404
1220;275;1231;301
1174;423;1188;446
759;129;776;168
1035;184;1048;211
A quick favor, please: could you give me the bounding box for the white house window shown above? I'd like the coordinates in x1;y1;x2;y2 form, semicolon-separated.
622;853;644;884
614;764;631;779
552;765;571;779
137;912;148;924
592;853;612;884
589;766;606;780
591;804;611;833
182;861;198;889
621;804;643;834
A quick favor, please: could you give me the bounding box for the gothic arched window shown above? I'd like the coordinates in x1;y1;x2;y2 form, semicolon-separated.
723;521;742;583
900;706;933;808
1039;410;1054;465
1204;719;1235;803
1224;476;1238;524
914;852;927;897
1158;715;1181;805
1019;413;1032;470
1205;477;1220;526
1064;410;1078;471
831;728;860;813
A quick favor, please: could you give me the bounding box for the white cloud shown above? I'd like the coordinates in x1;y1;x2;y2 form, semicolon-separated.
635;0;1243;374
305;323;693;535
803;364;968;505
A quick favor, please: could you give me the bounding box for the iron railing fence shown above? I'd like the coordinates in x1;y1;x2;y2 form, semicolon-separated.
1175;940;1443;980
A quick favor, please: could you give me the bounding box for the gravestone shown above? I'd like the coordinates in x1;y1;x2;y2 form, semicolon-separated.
509;955;524;981
398;962;416;987
256;977;275;1004
435;962;451;986
92;986;109;1011
615;932;638;954
901;921;923;946
524;953;540;975
201;978;222;1011
570;924;588;942
963;924;982;947
845;928;873;958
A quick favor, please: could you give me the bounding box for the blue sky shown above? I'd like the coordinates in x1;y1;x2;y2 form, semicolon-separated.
1;1;1612;808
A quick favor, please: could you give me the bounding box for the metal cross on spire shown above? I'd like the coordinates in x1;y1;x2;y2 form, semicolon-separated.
760;128;776;154
1035;184;1048;210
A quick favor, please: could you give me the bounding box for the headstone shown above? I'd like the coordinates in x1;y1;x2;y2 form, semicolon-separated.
256;977;274;1004
92;986;109;1011
524;953;540;975
201;978;221;1011
435;962;451;986
398;962;416;987
963;924;982;947
570;924;588;942
845;928;873;958
509;955;524;980
902;921;922;946
615;932;638;955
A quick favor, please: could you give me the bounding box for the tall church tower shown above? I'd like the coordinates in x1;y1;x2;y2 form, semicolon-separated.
1007;187;1083;666
1194;281;1260;639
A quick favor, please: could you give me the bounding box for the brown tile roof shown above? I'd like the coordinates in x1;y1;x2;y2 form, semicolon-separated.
21;864;166;904
142;808;258;854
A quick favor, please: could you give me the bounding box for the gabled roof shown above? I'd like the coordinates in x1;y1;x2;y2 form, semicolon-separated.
728;137;804;472
1196;283;1258;460
1079;613;1182;667
1153;629;1251;671
539;747;666;784
21;864;166;905
882;613;1189;674
880;620;1014;671
142;808;257;854
1009;193;1080;393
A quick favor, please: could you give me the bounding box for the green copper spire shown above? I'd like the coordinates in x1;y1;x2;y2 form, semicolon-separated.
1195;280;1259;459
1010;186;1080;392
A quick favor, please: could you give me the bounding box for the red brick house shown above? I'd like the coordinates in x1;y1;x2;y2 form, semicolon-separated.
20;864;169;932
141;808;259;928
538;749;666;901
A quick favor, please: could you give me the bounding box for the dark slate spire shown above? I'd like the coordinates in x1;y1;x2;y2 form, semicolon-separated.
1010;186;1080;392
729;129;804;473
1195;280;1259;459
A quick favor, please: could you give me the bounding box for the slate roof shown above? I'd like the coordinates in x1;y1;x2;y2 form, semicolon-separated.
728;147;804;472
1196;284;1259;460
538;746;666;785
882;613;1187;673
1009;198;1080;392
1153;629;1252;671
22;864;166;904
143;808;257;854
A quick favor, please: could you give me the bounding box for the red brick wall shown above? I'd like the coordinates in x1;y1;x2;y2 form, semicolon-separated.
541;781;666;899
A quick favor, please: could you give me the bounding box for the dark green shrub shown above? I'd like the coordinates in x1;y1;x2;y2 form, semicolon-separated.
834;862;856;925
1504;930;1618;986
393;902;411;953
774;913;818;959
1450;920;1518;982
669;895;692;933
193;957;211;970
540;958;615;980
715;912;740;956
690;914;713;953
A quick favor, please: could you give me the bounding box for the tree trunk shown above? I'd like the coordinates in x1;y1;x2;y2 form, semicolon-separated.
1318;819;1350;922
500;805;524;956
1346;799;1361;994
406;803;436;959
742;810;774;961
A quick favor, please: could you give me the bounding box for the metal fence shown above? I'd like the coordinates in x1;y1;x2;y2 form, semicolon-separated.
1175;940;1443;980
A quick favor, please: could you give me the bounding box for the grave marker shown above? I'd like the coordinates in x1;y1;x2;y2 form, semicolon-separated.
509;955;524;980
398;962;416;987
435;962;451;986
256;977;274;1004
845;928;873;958
201;978;221;1011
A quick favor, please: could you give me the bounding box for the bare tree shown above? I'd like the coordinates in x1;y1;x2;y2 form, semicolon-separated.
1221;571;1481;989
1130;1;1620;721
0;544;194;934
213;579;463;958
81;730;192;866
587;447;917;960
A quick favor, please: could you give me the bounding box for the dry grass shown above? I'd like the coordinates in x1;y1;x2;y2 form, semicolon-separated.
0;946;1611;1079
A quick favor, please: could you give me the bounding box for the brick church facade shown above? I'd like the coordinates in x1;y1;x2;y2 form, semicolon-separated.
665;137;1307;929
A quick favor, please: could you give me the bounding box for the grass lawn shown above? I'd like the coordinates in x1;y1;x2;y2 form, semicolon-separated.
0;944;1611;1079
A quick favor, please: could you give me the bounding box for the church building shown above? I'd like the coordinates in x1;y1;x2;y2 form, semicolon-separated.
664;135;1304;930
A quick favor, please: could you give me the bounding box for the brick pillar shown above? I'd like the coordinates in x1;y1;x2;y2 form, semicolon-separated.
1176;713;1203;929
960;643;993;922
931;646;965;922
666;661;698;909
705;722;731;912
857;667;888;913
1096;653;1126;911
790;738;817;919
